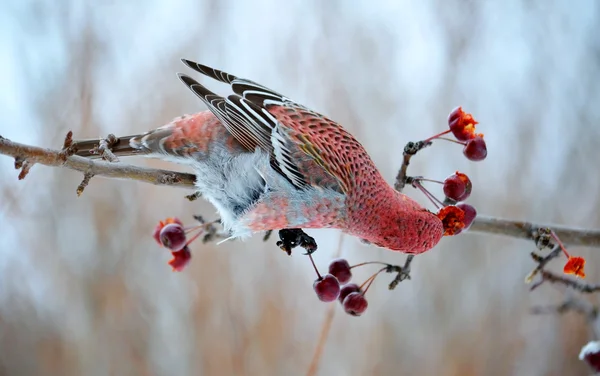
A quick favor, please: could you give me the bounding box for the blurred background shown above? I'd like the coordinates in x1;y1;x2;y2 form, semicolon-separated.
1;1;600;375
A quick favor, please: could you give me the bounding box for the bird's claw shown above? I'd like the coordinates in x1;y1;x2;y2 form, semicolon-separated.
276;229;317;256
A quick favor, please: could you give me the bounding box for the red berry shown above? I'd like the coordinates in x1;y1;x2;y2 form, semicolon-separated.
168;246;192;272
457;203;477;229
159;223;187;251
448;107;481;142
443;174;466;201
342;292;368;316
444;172;472;202
338;283;361;303
313;274;341;302
580;341;600;373
153;217;184;246
328;258;352;284
463;136;487;161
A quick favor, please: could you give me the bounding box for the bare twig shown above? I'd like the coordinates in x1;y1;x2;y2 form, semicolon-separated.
0;134;196;189
388;255;414;290
536;271;600;294
76;172;94;196
468;215;600;249
394;141;431;192
532;297;598;327
526;246;562;285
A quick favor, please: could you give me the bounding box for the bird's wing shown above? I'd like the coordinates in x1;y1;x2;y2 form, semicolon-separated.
178;59;374;194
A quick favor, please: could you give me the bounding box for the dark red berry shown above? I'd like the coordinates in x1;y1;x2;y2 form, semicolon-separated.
328;258;352;285
159;223;187;251
342;292;368;316
168;246;192;272
456;203;477;232
580;341;600;373
463;136;487;161
313;274;341;302
443;173;466;201
153;218;184;246
338;283;361;303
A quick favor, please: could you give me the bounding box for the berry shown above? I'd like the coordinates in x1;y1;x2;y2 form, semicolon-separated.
463;136;487;161
338;283;361;303
443;172;472;202
342;292;368;316
456;203;477;230
168;246;192;272
448;107;481;142
159;223;187;251
153;217;184;246
313;274;341;302
328;258;352;284
436;205;466;236
580;341;600;373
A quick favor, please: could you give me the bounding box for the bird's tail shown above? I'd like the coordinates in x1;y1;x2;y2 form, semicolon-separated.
72;134;150;159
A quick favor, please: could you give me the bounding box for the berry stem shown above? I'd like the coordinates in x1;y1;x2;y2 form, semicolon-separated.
415;177;444;185
423;129;451;143
350;261;391;269
308;253;323;280
184;225;203;234
184;227;205;247
412;180;445;208
359;267;387;294
436;136;467;145
550;230;571;258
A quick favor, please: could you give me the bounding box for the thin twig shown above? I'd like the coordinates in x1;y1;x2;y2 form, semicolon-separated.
76;172;94;196
537;271;600;294
0;134;196;189
467;215;600;248
526;246;562;284
394;141;431;192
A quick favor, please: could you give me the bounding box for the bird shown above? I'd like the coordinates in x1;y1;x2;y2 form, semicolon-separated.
73;59;443;254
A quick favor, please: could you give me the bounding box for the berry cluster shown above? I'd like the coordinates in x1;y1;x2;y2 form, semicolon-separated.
407;107;488;236
444;106;487;161
308;256;398;317
152;217;205;271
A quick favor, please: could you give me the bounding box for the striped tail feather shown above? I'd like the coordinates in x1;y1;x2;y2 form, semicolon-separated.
72;135;149;159
72;126;175;159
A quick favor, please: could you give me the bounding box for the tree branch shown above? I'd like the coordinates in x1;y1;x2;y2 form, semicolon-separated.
1;133;599;249
0;133;196;190
468;216;600;248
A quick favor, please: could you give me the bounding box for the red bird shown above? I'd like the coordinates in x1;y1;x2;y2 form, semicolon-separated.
74;59;443;253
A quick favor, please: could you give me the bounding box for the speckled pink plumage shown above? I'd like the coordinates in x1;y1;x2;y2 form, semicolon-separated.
75;60;443;254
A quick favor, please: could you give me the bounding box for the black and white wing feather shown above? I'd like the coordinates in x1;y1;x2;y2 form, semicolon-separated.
177;60;309;189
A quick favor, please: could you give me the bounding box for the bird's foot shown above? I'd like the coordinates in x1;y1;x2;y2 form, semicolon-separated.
276;228;317;256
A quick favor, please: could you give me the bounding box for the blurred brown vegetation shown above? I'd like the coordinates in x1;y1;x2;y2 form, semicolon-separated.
1;1;600;375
